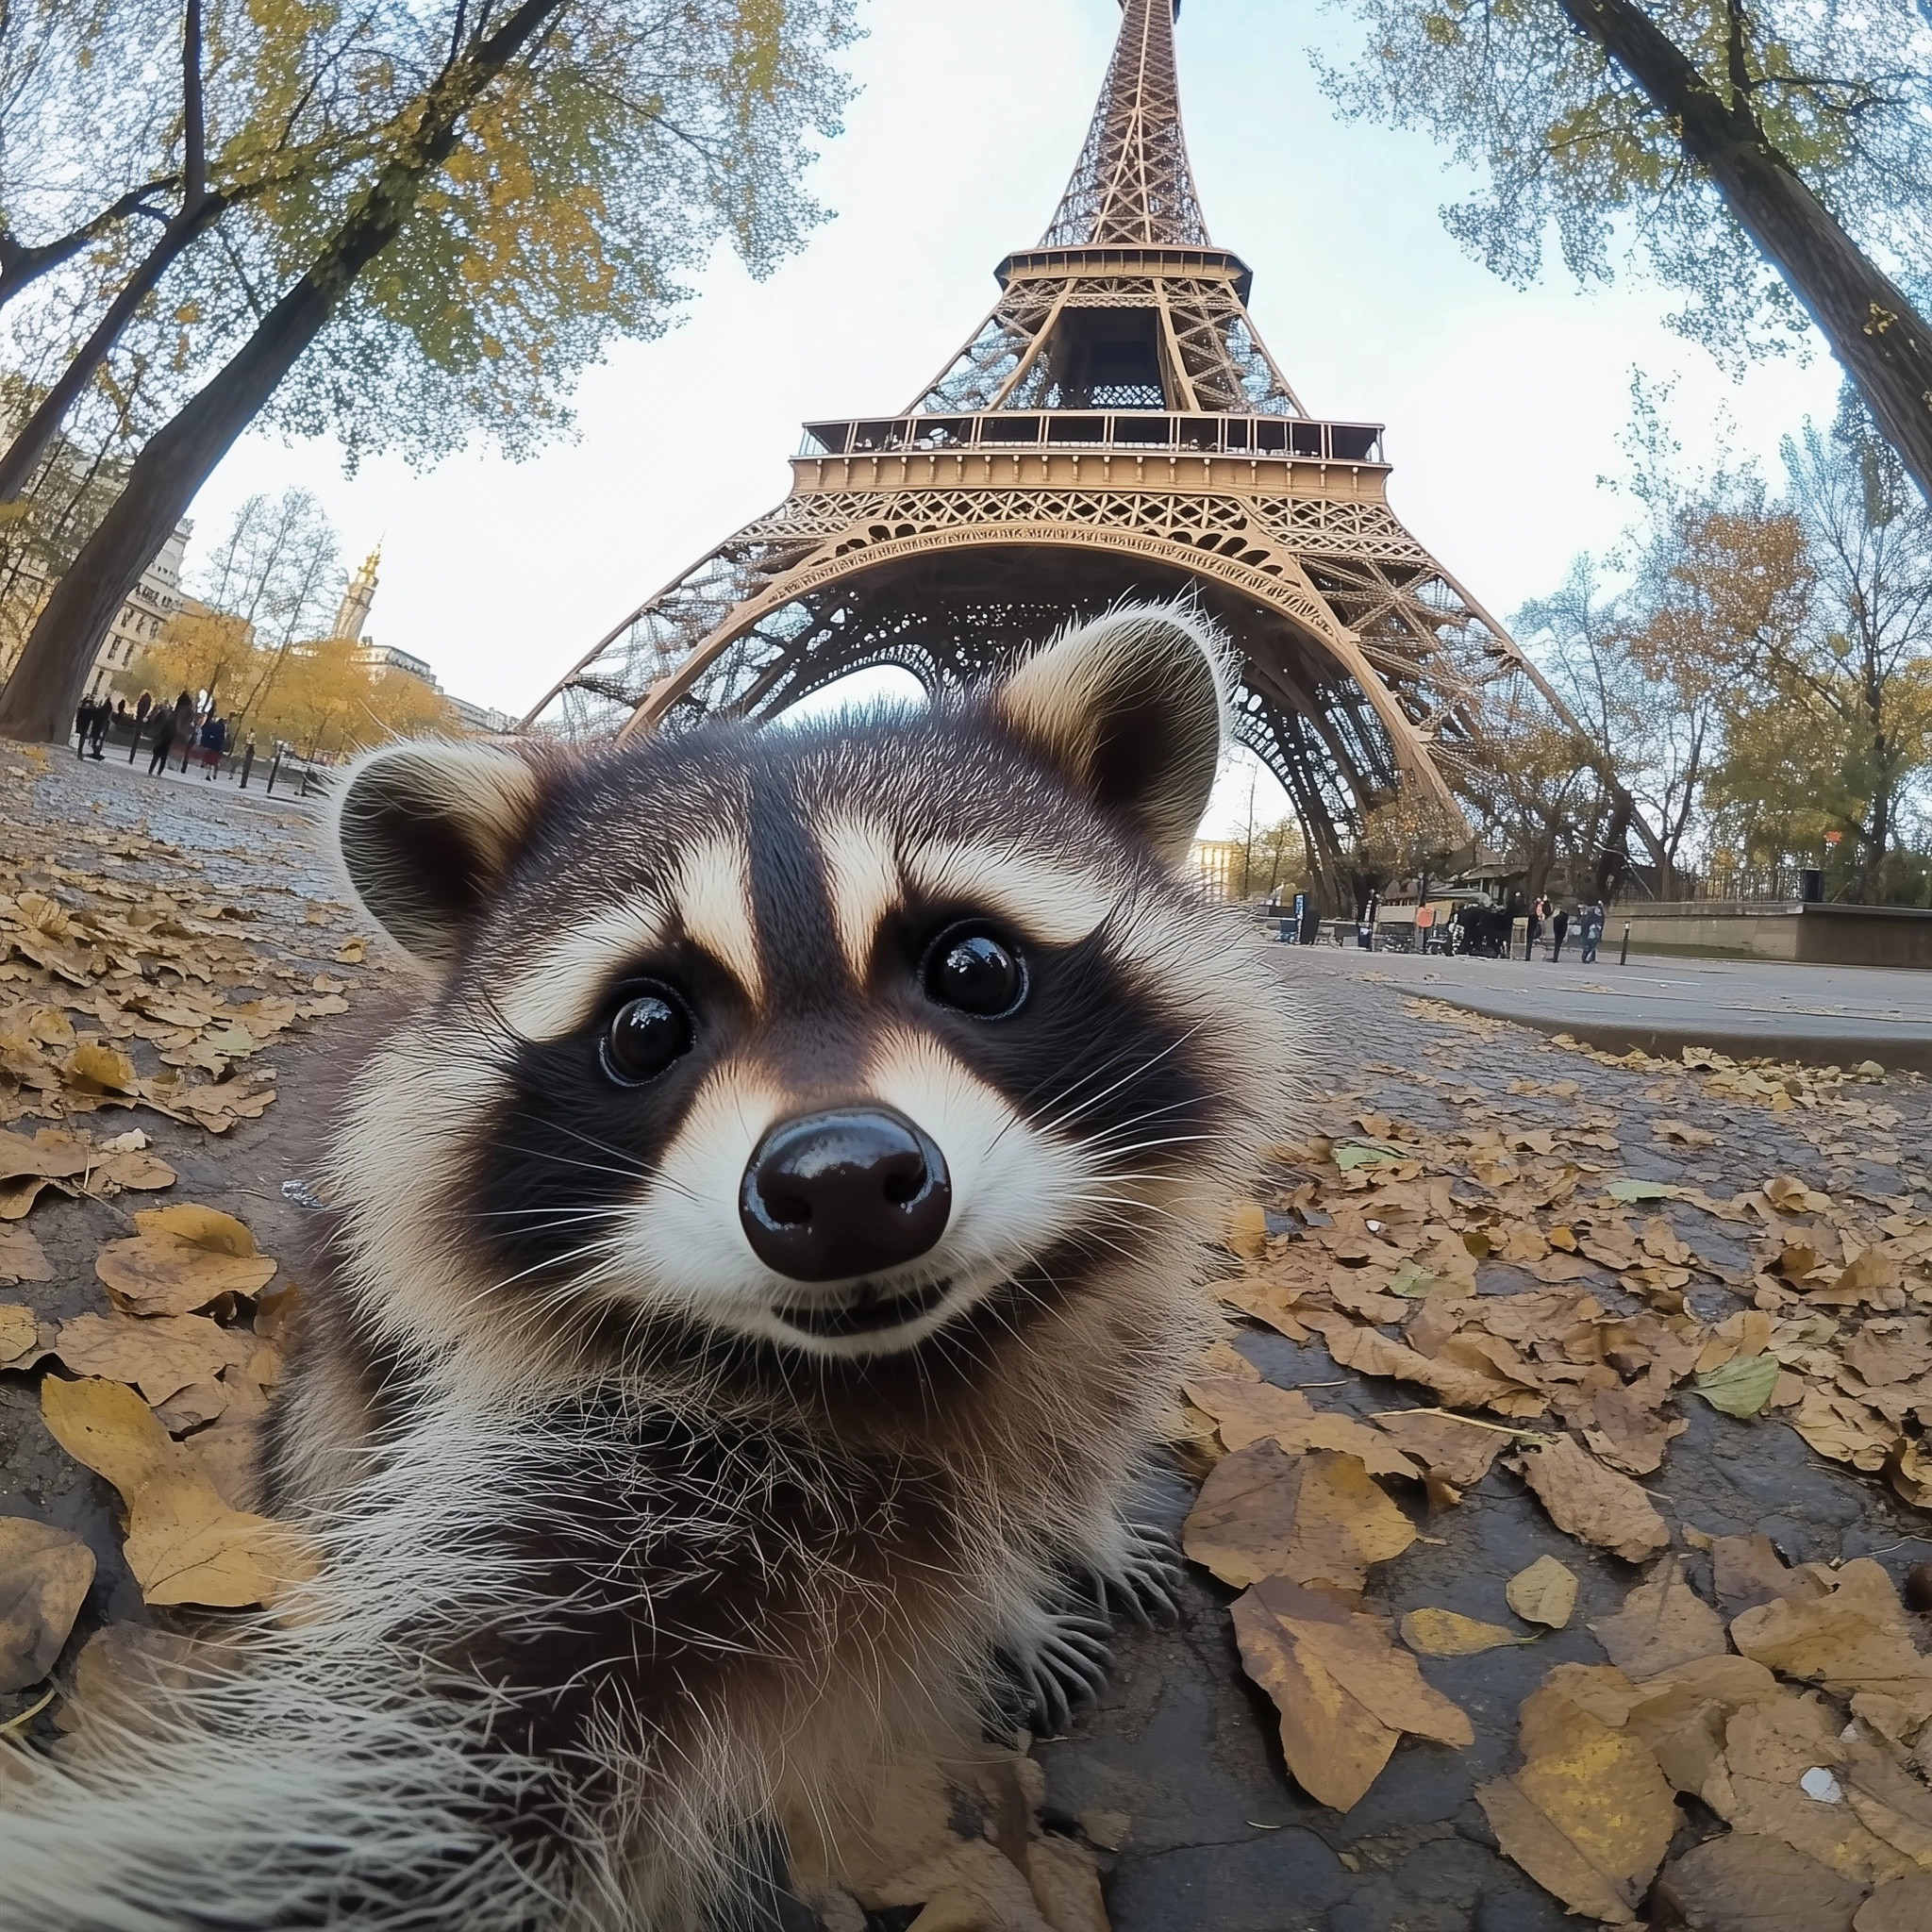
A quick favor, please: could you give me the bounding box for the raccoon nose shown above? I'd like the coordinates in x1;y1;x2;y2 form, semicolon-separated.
740;1107;952;1282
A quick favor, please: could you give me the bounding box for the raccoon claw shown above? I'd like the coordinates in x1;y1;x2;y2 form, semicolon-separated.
1099;1523;1185;1627
1010;1612;1112;1735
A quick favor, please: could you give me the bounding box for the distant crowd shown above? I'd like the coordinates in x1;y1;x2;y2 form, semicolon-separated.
73;690;232;778
1450;894;1607;962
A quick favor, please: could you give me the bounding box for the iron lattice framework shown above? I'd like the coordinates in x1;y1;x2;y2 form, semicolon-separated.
524;0;1618;886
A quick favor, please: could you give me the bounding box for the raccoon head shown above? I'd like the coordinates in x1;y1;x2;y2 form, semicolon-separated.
326;605;1291;1375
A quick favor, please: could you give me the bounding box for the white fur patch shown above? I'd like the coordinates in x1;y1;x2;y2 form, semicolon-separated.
495;894;674;1041
902;839;1116;948
819;817;902;979
675;835;763;1007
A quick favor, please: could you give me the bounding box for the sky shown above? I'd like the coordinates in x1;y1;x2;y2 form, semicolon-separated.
179;0;1844;829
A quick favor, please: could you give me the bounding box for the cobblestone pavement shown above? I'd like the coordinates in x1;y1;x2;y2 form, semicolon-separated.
8;756;1932;1931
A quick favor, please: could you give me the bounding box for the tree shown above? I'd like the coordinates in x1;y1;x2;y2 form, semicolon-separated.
1321;0;1932;501
1460;698;1606;901
1348;792;1470;901
0;0;858;741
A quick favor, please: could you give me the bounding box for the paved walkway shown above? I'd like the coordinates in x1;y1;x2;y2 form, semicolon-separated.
1274;941;1932;1069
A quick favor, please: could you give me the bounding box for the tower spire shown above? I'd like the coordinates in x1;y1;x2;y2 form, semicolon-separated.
1041;0;1208;247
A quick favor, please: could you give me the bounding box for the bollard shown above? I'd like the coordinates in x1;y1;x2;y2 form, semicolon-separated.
1620;922;1630;966
300;764;313;798
266;747;282;795
239;741;256;790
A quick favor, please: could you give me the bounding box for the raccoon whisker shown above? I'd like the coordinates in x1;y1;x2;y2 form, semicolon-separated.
1022;1024;1208;1142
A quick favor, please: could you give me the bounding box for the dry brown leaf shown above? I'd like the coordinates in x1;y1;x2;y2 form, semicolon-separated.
94;1203;276;1316
1184;1376;1424;1481
0;1301;41;1364
53;1310;255;1408
1399;1607;1521;1656
1729;1559;1932;1737
1181;1443;1417;1591
1588;1557;1727;1681
1475;1676;1678;1924
1583;1384;1689;1477
1214;1275;1311;1343
1514;1434;1671;1565
1506;1556;1579;1630
1791;1389;1894;1472
63;1041;138;1092
0;1516;94;1690
1370;1409;1510;1489
0;1224;51;1286
1703;1690;1914;1887
1652;1119;1719;1148
1857;1871;1932;1932
39;1375;301;1607
1231;1575;1472;1812
1303;1312;1548;1418
1654;1834;1866;1932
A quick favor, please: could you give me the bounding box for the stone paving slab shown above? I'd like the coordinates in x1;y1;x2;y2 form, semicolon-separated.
1274;941;1932;1070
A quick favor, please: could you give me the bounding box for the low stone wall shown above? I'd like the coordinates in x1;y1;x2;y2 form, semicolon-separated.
1617;900;1932;968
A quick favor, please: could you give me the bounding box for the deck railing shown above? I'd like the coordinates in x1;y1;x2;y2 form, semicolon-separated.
799;411;1386;465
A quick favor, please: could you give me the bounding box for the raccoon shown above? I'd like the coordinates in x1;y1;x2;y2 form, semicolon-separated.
0;605;1302;1930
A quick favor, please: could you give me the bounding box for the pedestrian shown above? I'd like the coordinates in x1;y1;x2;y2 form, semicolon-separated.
198;711;227;779
148;691;191;775
1551;904;1570;961
1525;897;1542;961
1580;898;1606;964
129;691;153;763
74;695;93;758
88;698;110;758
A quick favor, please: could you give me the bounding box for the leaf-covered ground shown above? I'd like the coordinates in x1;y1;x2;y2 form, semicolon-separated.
7;749;1932;1931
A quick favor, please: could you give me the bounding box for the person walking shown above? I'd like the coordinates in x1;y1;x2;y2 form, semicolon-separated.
148;691;192;775
128;691;153;762
198;711;227;778
1580;899;1607;964
1524;896;1543;961
74;695;93;758
1551;904;1570;961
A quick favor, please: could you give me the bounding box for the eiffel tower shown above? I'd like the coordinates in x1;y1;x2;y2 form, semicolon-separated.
523;0;1600;891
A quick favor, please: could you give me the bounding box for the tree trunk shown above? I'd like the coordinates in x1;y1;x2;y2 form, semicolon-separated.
0;0;566;742
1556;0;1932;504
0;199;224;506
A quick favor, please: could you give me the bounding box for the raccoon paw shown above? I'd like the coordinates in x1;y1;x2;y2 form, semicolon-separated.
1093;1521;1185;1628
1000;1609;1113;1736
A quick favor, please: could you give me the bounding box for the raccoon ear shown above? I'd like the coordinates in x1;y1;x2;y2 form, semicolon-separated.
995;605;1229;862
329;741;544;966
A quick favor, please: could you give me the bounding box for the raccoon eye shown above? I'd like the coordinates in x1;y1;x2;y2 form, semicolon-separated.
601;986;693;1085
922;924;1026;1019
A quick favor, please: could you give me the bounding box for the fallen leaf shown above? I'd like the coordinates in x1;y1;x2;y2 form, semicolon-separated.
1655;1834;1866;1932
1857;1871;1932;1932
94;1203;276;1316
1231;1575;1473;1812
1696;1353;1783;1418
1514;1434;1671;1565
0;1302;41;1365
1182;1444;1417;1591
1607;1179;1675;1203
63;1041;138;1092
1704;1690;1913;1887
1651;1120;1719;1148
1371;1409;1510;1489
38;1376;300;1607
0;1517;94;1690
1185;1377;1424;1481
1730;1560;1932;1737
1475;1676;1678;1924
1506;1556;1579;1630
54;1311;255;1407
1399;1607;1521;1656
1588;1558;1727;1681
0;1224;50;1287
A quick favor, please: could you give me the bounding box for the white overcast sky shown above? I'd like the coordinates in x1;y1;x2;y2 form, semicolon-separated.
183;0;1842;830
